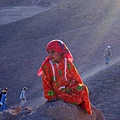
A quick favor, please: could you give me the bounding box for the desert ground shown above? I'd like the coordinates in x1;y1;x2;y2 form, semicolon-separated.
0;6;54;26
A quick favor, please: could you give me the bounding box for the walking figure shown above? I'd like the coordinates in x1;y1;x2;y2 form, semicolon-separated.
20;87;27;108
104;46;112;64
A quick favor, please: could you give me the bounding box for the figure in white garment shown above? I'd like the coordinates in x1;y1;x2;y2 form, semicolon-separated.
20;87;27;108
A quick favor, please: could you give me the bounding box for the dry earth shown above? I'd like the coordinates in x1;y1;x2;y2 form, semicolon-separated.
0;0;120;120
0;6;53;26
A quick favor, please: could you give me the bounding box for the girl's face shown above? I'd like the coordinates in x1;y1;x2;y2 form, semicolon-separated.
47;49;62;63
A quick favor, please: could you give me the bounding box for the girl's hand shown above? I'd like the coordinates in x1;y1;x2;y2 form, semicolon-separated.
46;98;58;103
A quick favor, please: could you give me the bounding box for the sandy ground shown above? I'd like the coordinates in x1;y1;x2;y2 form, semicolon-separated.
81;56;120;80
0;6;53;26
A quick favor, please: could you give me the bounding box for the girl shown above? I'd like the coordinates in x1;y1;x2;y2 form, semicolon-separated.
38;40;92;114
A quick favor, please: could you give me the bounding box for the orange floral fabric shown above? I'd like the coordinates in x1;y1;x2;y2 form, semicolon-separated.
42;57;92;114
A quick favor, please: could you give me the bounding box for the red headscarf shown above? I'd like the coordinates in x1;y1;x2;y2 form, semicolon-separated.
37;40;73;76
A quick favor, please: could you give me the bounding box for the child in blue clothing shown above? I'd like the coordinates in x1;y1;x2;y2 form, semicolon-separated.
0;90;7;111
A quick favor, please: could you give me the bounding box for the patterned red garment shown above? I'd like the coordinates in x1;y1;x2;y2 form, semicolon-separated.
41;57;92;114
38;40;92;114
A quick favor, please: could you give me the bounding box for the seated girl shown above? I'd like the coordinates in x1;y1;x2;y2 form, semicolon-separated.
38;40;92;114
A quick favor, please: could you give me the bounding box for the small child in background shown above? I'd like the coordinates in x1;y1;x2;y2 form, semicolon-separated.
0;89;7;111
20;87;27;108
104;46;112;64
38;40;92;114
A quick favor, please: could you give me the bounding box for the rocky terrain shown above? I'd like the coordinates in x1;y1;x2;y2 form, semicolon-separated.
0;101;105;120
0;0;120;119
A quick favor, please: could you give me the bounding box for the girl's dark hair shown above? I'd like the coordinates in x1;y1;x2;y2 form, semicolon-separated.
2;90;7;94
